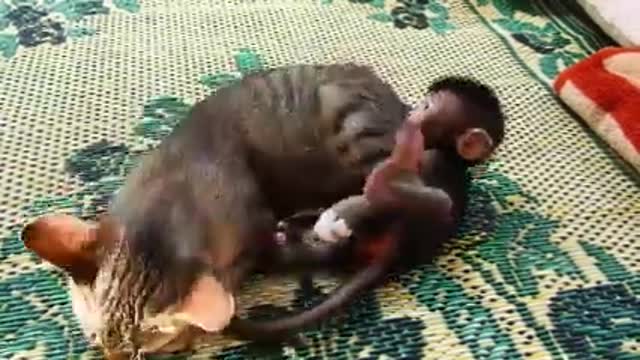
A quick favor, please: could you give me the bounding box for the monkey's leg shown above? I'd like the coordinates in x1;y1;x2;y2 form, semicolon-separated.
387;171;453;221
275;208;325;245
316;195;392;238
269;208;354;309
268;197;377;271
312;171;452;262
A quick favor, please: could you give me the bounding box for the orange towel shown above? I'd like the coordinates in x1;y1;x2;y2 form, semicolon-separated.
554;47;640;172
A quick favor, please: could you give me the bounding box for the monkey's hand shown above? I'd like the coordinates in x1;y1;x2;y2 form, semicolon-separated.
313;208;353;243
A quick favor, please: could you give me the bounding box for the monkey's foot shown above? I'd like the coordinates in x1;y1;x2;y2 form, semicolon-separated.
313;209;353;243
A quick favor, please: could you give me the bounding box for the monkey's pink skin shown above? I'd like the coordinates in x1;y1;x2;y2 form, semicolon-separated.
406;108;426;125
363;110;426;209
391;118;424;171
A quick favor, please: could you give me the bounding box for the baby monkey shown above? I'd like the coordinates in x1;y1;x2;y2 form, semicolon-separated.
229;76;505;341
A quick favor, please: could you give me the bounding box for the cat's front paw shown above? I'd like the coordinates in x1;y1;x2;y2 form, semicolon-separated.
313;209;353;243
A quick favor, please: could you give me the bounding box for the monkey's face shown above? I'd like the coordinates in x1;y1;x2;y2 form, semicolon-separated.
412;90;466;148
414;90;495;163
21;214;235;357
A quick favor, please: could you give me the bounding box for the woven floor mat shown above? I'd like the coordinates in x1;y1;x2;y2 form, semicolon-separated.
1;1;639;359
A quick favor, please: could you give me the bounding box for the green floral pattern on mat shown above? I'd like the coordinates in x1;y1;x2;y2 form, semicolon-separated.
550;241;640;359
332;0;614;78
213;287;428;359
550;283;640;360
470;0;614;80
333;0;456;34
0;0;139;59
199;48;266;90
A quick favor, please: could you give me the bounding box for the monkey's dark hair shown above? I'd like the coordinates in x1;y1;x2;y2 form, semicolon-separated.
428;76;505;147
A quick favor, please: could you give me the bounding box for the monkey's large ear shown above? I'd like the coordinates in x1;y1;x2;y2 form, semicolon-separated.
175;275;235;333
21;214;100;281
456;128;494;162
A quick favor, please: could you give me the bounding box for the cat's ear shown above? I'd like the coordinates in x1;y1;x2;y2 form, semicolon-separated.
21;213;101;281
175;274;235;333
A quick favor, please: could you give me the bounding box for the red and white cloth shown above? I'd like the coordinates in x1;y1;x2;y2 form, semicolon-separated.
554;46;640;172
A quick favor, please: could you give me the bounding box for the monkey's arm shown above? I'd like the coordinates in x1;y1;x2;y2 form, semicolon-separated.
312;195;391;244
386;171;453;220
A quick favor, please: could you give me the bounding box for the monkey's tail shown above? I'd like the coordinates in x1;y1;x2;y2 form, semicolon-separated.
226;260;389;343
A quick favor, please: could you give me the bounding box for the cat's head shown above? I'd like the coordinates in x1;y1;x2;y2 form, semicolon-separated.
21;213;236;357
